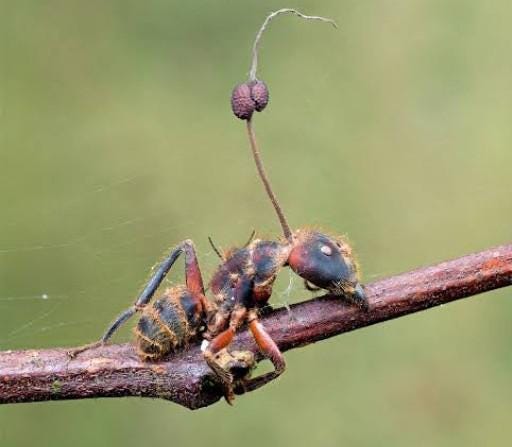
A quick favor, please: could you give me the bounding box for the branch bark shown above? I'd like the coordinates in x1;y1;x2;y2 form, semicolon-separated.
1;244;511;409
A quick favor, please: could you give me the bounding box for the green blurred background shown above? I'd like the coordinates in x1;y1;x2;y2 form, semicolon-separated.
1;1;511;446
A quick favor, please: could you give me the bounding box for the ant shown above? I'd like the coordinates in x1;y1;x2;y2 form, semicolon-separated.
70;9;367;404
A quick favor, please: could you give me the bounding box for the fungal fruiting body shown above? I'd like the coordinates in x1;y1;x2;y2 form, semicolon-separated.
71;9;366;404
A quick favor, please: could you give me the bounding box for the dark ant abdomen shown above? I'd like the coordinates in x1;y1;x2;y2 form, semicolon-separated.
134;286;204;360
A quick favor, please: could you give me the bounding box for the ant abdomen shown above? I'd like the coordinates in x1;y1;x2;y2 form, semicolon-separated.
134;286;204;361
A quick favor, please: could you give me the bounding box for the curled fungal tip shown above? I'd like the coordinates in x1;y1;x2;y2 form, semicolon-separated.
249;8;337;81
230;8;335;121
231;80;269;120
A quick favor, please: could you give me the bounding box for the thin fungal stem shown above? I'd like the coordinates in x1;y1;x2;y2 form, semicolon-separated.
246;119;292;240
248;8;337;81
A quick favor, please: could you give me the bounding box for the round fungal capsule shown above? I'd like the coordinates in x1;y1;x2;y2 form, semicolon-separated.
249;80;269;112
230;80;270;120
231;83;255;120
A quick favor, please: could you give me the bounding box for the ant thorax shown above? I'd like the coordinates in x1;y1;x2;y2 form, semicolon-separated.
209;238;291;308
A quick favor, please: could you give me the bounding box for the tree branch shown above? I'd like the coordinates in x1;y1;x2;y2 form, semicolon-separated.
1;244;511;409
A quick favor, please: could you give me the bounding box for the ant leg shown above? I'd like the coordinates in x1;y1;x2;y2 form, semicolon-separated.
179;240;211;314
304;279;321;292
236;312;285;394
69;240;207;357
68;307;138;357
204;308;247;405
136;239;205;307
204;328;236;389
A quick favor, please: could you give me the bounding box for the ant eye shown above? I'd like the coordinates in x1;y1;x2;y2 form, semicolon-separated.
320;245;332;256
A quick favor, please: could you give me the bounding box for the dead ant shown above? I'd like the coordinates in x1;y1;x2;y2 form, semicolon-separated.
70;9;367;404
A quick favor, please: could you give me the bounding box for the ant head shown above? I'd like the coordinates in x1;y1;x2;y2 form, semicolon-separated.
287;229;367;309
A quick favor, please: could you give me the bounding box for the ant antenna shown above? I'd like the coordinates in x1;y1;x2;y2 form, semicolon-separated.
243;229;257;247
208;236;225;260
231;9;336;242
208;230;255;261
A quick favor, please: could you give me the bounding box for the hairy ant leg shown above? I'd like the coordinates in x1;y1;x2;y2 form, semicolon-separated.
203;277;252;404
69;239;207;357
203;309;247;404
234;310;285;395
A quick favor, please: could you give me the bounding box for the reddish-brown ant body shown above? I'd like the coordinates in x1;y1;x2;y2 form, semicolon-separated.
71;9;367;403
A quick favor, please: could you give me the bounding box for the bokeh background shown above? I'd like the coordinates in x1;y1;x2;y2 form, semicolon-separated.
1;1;512;446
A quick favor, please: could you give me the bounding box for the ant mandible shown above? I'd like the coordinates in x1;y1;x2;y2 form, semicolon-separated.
70;9;368;404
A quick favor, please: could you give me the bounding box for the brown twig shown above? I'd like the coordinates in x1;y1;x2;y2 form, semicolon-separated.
0;244;511;409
